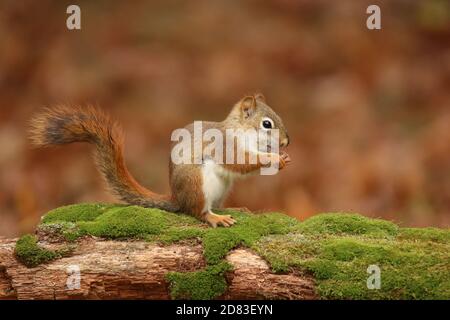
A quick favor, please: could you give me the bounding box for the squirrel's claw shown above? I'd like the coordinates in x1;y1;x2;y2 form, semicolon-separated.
278;151;291;170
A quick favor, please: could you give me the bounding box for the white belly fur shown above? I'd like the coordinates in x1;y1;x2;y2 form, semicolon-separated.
201;160;236;212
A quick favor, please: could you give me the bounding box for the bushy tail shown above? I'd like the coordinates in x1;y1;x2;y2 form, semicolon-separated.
29;105;178;212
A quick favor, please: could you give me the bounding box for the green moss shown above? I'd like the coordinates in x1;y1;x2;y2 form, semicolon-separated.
255;217;450;299
298;213;399;237
33;204;298;299
166;262;232;300
37;222;85;242
398;227;450;243
203;211;297;264
41;203;117;223
79;206;170;238
14;234;71;268
158;227;205;244
40;205;298;261
320;239;392;262
42;204;204;241
20;204;450;299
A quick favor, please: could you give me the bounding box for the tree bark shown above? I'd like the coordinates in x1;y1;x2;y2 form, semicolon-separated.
0;237;317;300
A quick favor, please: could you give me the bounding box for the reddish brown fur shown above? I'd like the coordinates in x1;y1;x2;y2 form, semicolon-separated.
29;106;178;212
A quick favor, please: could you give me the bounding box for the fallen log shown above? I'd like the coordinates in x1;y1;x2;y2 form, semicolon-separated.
0;237;317;300
1;204;448;300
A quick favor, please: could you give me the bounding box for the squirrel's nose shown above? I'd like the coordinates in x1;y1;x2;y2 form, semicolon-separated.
281;136;290;147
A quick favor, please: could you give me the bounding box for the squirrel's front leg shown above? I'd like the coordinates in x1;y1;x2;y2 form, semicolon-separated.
222;150;291;175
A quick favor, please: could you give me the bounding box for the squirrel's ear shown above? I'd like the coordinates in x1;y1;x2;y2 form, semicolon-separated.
240;96;256;119
255;93;266;103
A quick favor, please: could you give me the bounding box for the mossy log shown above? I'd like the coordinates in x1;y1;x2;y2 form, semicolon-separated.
0;237;316;300
0;204;448;300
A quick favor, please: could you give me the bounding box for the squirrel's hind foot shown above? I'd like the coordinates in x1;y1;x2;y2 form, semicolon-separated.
204;212;236;228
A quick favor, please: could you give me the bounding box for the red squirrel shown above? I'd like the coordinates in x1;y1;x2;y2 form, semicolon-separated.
30;93;291;227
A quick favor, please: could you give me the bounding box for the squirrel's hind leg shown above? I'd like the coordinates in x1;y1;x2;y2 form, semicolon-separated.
170;164;236;227
200;160;237;227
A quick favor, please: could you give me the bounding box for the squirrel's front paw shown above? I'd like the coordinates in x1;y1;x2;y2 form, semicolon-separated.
273;151;291;170
204;212;236;228
280;151;291;168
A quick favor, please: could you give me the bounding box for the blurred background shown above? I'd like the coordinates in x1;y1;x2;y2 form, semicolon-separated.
0;0;449;237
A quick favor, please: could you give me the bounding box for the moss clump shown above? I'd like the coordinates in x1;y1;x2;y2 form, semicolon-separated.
316;237;449;299
166;262;232;300
398;227;450;243
297;213;399;238
15;234;71;268
37;222;84;242
255;221;450;299
21;204;450;299
41;204;203;241
79;206;174;238
42;203;117;224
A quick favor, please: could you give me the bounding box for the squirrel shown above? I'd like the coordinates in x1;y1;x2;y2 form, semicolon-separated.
29;93;291;227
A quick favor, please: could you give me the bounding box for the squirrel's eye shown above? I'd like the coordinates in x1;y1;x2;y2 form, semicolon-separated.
261;118;274;129
263;120;272;128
